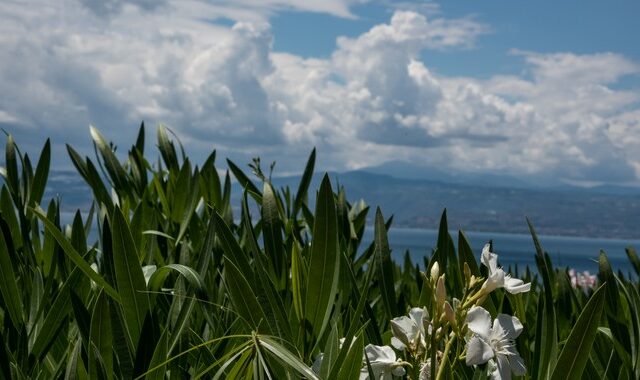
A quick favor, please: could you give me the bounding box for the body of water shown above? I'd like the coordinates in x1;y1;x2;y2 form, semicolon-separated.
362;227;640;276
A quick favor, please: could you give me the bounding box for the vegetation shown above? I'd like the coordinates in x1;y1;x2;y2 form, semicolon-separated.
0;124;639;379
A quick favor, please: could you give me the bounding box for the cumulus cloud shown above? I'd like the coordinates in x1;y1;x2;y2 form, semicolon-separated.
0;1;639;184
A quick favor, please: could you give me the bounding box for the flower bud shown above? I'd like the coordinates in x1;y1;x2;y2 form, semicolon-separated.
444;301;455;327
436;275;446;308
430;261;440;279
463;262;471;284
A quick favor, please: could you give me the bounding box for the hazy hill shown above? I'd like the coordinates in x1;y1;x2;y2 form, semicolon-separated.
273;169;640;239
40;167;640;239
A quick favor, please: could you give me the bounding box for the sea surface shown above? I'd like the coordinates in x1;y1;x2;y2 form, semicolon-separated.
362;227;640;276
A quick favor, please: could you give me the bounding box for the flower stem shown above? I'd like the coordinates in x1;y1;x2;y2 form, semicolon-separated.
435;333;456;380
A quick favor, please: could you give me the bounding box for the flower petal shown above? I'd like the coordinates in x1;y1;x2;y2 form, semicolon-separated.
494;314;523;340
492;354;512;380
390;316;417;347
392;366;407;377
482;269;505;293
409;307;428;328
466;335;494;365
509;353;526;376
390;336;406;351
481;244;499;273
466;306;492;337
419;360;432;380
364;344;396;367
504;275;531;294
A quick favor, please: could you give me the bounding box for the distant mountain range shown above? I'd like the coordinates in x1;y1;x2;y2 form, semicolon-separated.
272;167;640;240
42;164;640;240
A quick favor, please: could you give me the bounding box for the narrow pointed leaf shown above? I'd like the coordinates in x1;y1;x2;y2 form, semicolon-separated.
262;182;284;280
111;207;149;347
293;148;315;215
258;336;319;380
90;290;113;380
337;333;364;380
223;259;269;332
33;207;119;301
31;138;50;205
374;207;397;320
0;227;24;326
226;159;262;203
145;329;168;380
551;284;606;380
304;174;340;339
147;264;205;292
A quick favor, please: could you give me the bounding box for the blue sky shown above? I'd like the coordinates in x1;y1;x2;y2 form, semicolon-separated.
1;0;639;186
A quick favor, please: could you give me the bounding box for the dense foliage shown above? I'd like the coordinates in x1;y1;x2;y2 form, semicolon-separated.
0;124;639;379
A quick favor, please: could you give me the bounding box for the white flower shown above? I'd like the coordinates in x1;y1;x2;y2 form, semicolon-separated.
481;244;531;294
360;344;406;380
419;359;435;380
390;307;429;351
465;306;526;380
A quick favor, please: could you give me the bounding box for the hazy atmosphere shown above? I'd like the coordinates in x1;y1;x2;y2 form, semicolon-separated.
2;0;640;186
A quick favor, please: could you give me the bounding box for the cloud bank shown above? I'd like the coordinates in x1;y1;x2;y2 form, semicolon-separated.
0;0;639;184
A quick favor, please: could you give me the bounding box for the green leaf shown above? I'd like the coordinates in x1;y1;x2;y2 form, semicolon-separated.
70;291;92;345
626;246;640;277
598;251;630;358
374;207;397;321
527;218;557;380
226;159;262;203
258;336;319;380
145;329;168;380
157;124;179;171
135;122;145;155
147;264;205;292
167;212;217;354
31;267;83;357
304;174;340;340
33;207;120;301
291;240;305;323
90;290;113;380
551;283;607;380
111;206;149;347
241;192;291;340
30;138;50;206
337;333;364;380
1;187;22;250
4;134;19;198
319;322;340;378
66;338;89;380
223;259;269;332
66;145;112;211
90;125;130;193
293;148;315;216
0;225;24;326
261;182;285;281
458;230;479;276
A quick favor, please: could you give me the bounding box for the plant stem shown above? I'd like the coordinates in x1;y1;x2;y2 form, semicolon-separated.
435;333;456;380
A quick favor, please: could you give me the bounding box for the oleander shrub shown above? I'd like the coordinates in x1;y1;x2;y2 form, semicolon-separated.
0;124;638;379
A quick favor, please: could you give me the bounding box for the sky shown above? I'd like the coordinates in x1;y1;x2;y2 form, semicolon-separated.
1;0;640;186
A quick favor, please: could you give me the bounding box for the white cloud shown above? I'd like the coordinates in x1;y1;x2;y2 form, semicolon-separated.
0;1;639;184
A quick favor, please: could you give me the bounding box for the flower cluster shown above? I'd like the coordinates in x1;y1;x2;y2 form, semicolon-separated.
568;268;596;292
463;244;530;379
312;242;531;380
